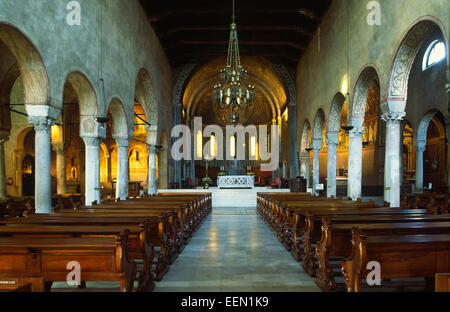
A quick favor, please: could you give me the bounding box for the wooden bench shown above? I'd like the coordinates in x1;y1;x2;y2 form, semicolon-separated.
435;273;450;292
0;277;44;292
341;229;450;292
314;219;450;291
0;214;171;283
0;222;158;291
0;231;137;292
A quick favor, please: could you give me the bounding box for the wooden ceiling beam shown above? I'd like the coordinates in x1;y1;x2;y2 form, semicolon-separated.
166;40;306;51
158;25;314;38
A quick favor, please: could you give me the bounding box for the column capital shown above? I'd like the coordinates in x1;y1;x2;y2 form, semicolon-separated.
52;142;65;154
414;139;426;152
147;145;158;154
312;138;322;151
381;111;405;122
113;136;130;148
81;137;101;147
349;126;365;135
326;133;339;147
28;116;55;132
0;130;10;144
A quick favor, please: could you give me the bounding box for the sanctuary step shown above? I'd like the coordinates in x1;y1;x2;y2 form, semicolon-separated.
158;187;290;210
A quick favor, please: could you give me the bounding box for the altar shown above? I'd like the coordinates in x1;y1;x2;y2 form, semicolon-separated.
217;175;255;189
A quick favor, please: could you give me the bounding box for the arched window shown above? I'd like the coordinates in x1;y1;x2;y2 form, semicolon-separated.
423;40;446;70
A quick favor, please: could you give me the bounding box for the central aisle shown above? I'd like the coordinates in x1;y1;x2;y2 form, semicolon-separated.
155;213;320;292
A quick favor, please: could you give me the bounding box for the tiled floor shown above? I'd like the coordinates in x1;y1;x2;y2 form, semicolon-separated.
153;212;320;292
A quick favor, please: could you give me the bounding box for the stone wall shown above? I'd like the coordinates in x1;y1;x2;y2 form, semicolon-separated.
0;0;173;195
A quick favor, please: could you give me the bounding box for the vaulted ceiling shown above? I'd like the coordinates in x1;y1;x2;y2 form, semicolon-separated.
183;56;287;126
139;0;332;69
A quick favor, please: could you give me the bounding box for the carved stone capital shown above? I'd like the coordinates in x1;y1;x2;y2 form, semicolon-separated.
312;138;322;151
28;116;55;133
414;140;426;153
113;136;130;148
82;137;101;147
0;130;10;144
147;145;158;154
349;126;365;135
52;142;65;154
381;111;405;122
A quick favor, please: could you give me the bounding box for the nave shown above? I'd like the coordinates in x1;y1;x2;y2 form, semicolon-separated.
152;214;319;292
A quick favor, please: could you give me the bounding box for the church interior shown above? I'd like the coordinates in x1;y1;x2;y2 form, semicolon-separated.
0;0;449;294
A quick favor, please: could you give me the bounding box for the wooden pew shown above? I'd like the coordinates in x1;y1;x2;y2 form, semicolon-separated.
0;231;137;292
0;214;171;283
0;222;158;291
6;198;34;217
0;277;44;292
299;208;434;272
314;219;450;291
341;229;450;292
435;273;450;292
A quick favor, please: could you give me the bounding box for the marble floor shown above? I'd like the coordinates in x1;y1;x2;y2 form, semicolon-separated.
153;212;320;292
52;210;320;292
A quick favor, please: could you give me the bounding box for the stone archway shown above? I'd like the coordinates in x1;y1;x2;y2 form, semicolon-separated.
312;109;325;195
348;66;380;200
415;110;446;192
107;98;131;200
299;120;312;188
0;23;54;212
385;20;448;206
326;93;346;197
63;71;99;205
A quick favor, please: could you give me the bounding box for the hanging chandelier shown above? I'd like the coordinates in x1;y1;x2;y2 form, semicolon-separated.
213;0;255;124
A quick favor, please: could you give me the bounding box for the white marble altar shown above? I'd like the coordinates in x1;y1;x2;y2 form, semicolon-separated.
217;175;254;189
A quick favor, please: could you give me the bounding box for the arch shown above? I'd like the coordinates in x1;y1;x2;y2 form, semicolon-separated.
387;19;447;108
417;109;445;143
107;98;129;138
352;66;380;121
64;72;98;117
0;63;20;132
327;92;346;135
0;23;49;107
16;126;34;151
135;68;157;127
300;120;312;153
313;109;326;140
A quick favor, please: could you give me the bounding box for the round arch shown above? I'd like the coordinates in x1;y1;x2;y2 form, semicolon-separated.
387;19;447;113
0;23;49;108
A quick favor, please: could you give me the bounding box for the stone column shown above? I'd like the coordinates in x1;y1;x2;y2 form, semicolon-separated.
312;138;322;196
446;72;450;192
289;104;299;178
82;137;101;205
148;145;157;195
326;134;339;198
299;154;310;188
53;143;66;195
0;132;9;199
382;112;405;207
79;148;85;194
115;137;130;200
29;116;54;213
415;139;426;193
347;125;364;200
